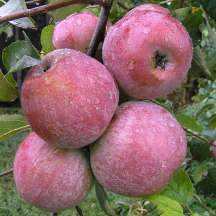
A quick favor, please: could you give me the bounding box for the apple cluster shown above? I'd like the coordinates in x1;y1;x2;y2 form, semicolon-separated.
14;4;191;213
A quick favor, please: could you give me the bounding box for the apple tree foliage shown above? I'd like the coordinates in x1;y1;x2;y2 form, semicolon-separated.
1;0;216;215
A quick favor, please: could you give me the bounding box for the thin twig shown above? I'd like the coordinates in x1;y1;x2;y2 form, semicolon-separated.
184;128;212;145
0;0;112;24
87;0;113;57
0;168;13;177
75;206;83;216
179;0;184;8
193;194;216;216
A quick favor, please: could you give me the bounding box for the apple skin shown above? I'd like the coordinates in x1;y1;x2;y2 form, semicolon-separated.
52;12;111;52
14;132;93;213
125;3;170;17
21;49;119;149
102;4;193;99
91;101;187;197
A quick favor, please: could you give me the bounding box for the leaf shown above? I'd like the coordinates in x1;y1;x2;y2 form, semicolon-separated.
0;0;35;29
0;69;19;102
201;0;216;20
2;38;40;73
0;114;30;142
95;182;117;216
40;25;55;54
175;7;191;22
193;161;209;184
162;169;193;205
190;138;212;161
183;8;203;46
48;0;87;22
176;113;203;133
193;104;214;120
148;195;183;216
8;55;41;73
193;46;212;78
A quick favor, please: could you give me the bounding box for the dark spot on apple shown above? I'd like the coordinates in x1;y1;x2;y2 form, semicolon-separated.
153;51;168;70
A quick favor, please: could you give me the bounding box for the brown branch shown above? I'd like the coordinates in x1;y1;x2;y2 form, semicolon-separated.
193;194;216;216
87;1;113;56
184;128;212;145
0;0;112;24
179;0;184;8
75;206;83;216
0;168;13;177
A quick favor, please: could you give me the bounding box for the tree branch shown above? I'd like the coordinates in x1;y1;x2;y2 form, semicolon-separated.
179;0;184;8
0;0;112;24
0;168;13;177
75;206;84;216
87;1;113;57
193;194;216;216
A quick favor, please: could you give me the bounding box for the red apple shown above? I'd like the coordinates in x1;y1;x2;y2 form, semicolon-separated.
102;4;192;99
21;49;119;149
14;132;93;212
91;101;187;197
52;11;111;52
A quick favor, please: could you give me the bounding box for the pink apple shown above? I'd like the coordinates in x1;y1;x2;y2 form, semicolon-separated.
102;4;192;99
52;11;111;52
91;101;187;197
21;49;119;149
14;132;93;212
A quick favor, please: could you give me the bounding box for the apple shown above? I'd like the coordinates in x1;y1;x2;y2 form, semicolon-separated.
52;11;111;52
14;132;93;212
91;101;187;197
21;49;119;149
102;4;193;99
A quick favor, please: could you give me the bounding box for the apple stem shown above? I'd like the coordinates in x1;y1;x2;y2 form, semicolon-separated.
0;0;112;25
87;1;114;57
75;205;84;216
0;168;13;177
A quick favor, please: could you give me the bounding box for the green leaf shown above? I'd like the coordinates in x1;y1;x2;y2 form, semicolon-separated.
8;55;41;73
48;0;87;22
0;70;19;102
95;182;117;216
193;161;209;184
176;113;203;133
190;138;212;161
40;25;55;54
2;39;40;73
0;0;35;29
193;104;214;120
0;114;30;142
162;169;193;205
175;7;191;22
201;0;216;20
148;195;183;216
183;8;203;46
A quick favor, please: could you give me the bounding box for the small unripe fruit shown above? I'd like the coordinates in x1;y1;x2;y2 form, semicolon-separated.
53;12;110;52
91;101;187;197
21;49;119;149
102;4;193;99
14;132;93;212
